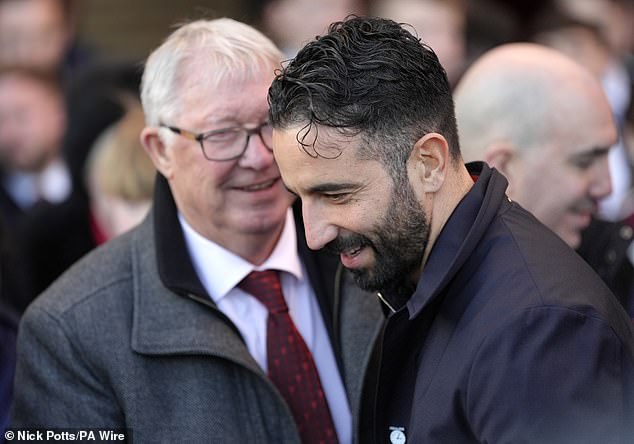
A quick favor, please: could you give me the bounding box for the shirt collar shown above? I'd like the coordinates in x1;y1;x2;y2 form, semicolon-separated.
178;209;302;304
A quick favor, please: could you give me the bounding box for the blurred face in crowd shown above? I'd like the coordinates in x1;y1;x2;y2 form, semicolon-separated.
0;0;72;72
374;0;466;85
142;60;294;263
506;100;615;248
0;72;66;172
262;0;365;56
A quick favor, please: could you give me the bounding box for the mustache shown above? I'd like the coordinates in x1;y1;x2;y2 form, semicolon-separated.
325;233;372;255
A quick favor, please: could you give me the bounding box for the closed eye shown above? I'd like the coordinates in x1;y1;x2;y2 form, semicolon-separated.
205;127;242;143
323;193;350;204
569;147;610;171
571;157;595;170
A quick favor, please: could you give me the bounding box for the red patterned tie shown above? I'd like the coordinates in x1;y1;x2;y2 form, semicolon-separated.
239;270;339;444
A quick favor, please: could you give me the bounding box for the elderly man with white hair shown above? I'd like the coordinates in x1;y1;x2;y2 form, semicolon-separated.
10;18;383;443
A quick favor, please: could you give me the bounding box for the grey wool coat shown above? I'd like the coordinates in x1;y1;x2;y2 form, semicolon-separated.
11;175;385;443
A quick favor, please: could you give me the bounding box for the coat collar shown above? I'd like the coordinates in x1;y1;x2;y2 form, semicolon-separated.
407;162;510;318
152;174;208;297
128;196;260;373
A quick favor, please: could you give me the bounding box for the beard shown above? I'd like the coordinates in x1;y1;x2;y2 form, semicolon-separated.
326;175;429;309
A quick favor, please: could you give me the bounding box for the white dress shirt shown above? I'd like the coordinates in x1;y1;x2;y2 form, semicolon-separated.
3;158;71;209
179;210;352;443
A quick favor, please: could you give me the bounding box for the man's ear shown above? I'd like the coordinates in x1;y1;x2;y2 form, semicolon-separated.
140;127;174;179
408;133;449;193
484;142;515;177
485;142;524;199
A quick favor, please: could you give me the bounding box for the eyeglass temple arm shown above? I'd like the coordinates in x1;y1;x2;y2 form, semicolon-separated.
162;124;200;142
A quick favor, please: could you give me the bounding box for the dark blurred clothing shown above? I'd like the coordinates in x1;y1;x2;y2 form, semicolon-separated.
0;210;31;315
578;217;634;318
62;60;142;187
17;196;97;300
0;302;18;435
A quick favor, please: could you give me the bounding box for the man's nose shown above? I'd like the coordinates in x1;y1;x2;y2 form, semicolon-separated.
239;132;274;170
302;202;338;251
589;154;613;200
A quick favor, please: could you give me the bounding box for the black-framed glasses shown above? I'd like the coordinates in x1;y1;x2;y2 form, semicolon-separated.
160;120;273;161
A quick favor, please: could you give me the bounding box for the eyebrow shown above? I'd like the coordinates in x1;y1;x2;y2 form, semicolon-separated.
303;182;364;196
203;111;270;128
569;146;611;162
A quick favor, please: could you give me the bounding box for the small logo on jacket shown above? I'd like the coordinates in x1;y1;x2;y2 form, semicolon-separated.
389;426;406;444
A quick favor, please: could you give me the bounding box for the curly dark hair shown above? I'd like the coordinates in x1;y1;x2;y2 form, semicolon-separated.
268;15;461;179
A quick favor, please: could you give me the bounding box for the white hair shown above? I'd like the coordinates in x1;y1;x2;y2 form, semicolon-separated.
140;18;283;127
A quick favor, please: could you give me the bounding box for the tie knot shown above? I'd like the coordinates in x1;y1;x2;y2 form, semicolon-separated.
238;270;287;313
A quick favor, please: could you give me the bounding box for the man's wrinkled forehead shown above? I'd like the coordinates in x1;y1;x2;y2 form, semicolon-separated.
176;63;272;115
285;121;369;160
273;123;359;157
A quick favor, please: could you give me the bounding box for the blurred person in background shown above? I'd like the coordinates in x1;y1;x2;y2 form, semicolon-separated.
532;0;634;221
17;61;142;306
455;43;615;250
11;18;382;443
0;0;92;84
530;0;634;317
0;66;70;311
257;0;367;57
372;0;467;87
0;67;71;224
554;0;634;127
0;61;142;311
84;100;155;242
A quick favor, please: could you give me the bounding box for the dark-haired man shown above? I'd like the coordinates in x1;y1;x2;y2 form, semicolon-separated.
269;16;634;443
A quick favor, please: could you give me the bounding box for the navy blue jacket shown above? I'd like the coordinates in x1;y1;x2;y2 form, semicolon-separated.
374;163;634;443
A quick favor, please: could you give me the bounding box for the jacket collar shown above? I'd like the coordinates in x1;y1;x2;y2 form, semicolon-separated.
153;174;208;297
152;173;338;305
128;209;260;375
128;175;254;369
407;162;509;318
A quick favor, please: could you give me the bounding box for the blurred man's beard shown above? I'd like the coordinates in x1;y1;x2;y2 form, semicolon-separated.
327;175;428;309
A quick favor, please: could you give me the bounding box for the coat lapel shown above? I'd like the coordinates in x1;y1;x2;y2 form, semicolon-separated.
128;190;262;376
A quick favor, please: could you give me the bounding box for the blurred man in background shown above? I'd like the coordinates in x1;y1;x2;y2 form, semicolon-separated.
0;67;71;222
258;0;366;57
0;0;90;82
372;0;467;87
455;43;614;250
455;43;634;316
